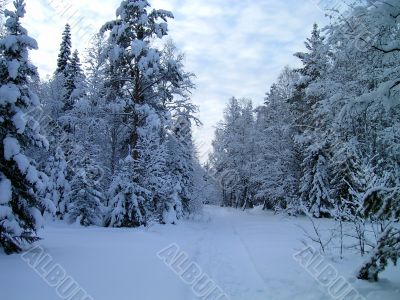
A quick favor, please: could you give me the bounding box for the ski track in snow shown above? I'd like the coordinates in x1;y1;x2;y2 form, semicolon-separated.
1;205;399;300
197;209;269;300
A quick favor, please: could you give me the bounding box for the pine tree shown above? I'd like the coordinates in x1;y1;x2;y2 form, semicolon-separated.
66;94;105;227
101;0;197;225
253;68;300;211
63;49;85;112
56;23;72;76
357;227;400;282
293;24;332;216
300;142;333;217
143;130;174;224
209;98;256;209
294;23;326;95
106;152;150;227
85;34;107;107
167;112;196;215
45;146;70;219
0;1;7;38
100;0;174;159
292;23;328;143
58;50;87;166
68;153;104;226
82;34;115;189
0;0;53;254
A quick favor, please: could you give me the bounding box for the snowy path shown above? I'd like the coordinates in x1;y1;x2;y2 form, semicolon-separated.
1;206;399;300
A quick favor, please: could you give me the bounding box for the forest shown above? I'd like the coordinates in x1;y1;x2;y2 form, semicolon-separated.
0;0;399;299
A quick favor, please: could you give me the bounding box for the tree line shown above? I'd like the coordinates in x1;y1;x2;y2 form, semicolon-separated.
0;0;217;255
210;1;400;281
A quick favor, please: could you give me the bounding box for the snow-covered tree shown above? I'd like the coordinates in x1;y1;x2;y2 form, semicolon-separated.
68;151;104;227
299;141;333;217
84;33;107;107
106;152;150;227
45;146;70;219
58;50;88;170
56;23;72;76
292;23;328;132
253;67;300;211
351;156;400;279
166;112;196;215
193;162;221;207
292;24;332;216
101;0;198;225
101;0;173;155
138;110;175;223
357;227;400;282
63;49;85;112
210;98;256;209
211;67;300;212
66;87;106;226
0;0;53;254
299;0;400;277
0;1;8;38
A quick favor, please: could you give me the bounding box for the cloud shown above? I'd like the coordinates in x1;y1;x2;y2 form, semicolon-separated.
21;0;327;162
163;0;326;161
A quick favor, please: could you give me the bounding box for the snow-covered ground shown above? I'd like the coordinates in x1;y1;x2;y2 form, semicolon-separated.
1;205;399;300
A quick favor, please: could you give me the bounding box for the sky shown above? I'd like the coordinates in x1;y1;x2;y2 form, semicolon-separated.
18;0;327;163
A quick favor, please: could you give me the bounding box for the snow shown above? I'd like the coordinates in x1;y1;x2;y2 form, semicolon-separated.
131;40;146;57
163;203;178;224
0;205;13;219
29;207;44;229
138;13;149;25
2;216;23;236
1;206;398;300
18;35;39;50
3;136;21;160
110;45;122;62
7;59;20;79
0;35;18;50
0;176;12;204
12;110;27;133
0;83;20;105
155;22;168;38
26;165;39;184
157;9;174;19
2;218;23;236
28;90;40;106
13;153;30;174
126;0;149;10
378;41;400;53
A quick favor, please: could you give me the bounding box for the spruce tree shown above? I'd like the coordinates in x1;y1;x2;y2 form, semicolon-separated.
300;142;333;217
63;49;85;111
45;147;70;219
0;1;6;38
0;0;52;254
294;23;326;94
253;68;300;212
101;0;191;226
106;152;150;227
68;154;104;226
56;23;72;76
58;50;86;165
100;0;174;159
167;112;196;216
357;227;400;281
209;98;256;209
293;24;332;216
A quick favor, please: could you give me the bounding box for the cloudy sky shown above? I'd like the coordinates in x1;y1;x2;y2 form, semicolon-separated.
20;0;327;162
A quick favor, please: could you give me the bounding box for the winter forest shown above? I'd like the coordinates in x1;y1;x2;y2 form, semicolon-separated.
0;0;399;300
